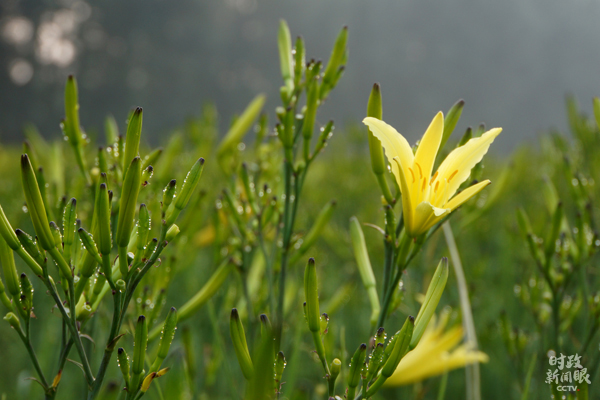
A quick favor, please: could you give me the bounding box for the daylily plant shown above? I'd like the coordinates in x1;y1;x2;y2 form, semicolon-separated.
363;113;501;237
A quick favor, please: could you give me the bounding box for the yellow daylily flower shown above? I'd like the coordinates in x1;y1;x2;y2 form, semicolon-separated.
384;313;488;386
363;113;501;237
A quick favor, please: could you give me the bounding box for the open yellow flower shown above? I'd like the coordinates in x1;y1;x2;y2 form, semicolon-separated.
363;113;501;237
384;313;488;386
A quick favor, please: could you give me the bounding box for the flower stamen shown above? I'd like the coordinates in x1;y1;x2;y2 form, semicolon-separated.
408;168;416;183
448;170;458;182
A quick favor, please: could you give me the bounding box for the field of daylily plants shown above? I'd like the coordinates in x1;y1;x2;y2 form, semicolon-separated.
0;20;599;400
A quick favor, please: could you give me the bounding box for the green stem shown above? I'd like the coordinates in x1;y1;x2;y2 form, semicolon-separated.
16;322;49;389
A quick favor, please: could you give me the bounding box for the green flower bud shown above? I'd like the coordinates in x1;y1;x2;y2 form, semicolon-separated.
142;148;163;171
162;180;176;213
545;202;563;261
313;120;334;157
49;221;62;250
97;147;108;174
16;230;44;267
458;127;473;147
117;347;130;388
366;83;385;172
95;183;112;255
175;259;232;323
4;312;21;330
302;78;319;160
0;236;20;297
349;216;380;326
366;316;414;397
240;163;258;215
21;154;54;251
117;157;142;248
77;228;102;265
277;19;293;89
439;99;465;151
217;95;265;157
165;158;205;226
63;76;83;146
274;351;286;390
150;307;178;373
293;36;305;88
123;107;143;172
366;342;384;382
19;273;33;315
291;200;337;264
411;258;448;348
141;165;153;186
137;204;150;251
382;316;414;378
247;313;275;400
321;26;348;98
0;205;20;250
165;224;180;243
131;315;148;390
143;238;158;261
62;198;77;261
320;312;329;335
347;343;367;389
230;308;254;380
304;258;320;333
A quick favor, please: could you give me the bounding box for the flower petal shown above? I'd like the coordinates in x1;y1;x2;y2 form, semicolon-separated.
444;180;491;211
363;117;415;187
392;157;415;234
412;201;450;237
435;128;501;201
414;112;444;183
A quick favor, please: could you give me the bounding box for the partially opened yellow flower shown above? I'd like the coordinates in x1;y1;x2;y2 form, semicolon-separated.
384;313;488;386
363;113;501;237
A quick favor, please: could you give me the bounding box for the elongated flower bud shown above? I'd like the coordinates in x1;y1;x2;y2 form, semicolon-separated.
217;95;265;157
21;154;54;251
230;308;254;380
347;343;367;389
19;273;33;314
322;26;348;96
302;78;319;144
291;201;336;264
131;315;148;391
293;36;305;87
274;351;286;391
143;238;158;261
64;76;83;146
123;107;143;172
77;228;102;265
382;316;414;377
367;83;385;174
175;259;232;323
0;205;20;251
137;204;150;249
313;120;334;156
0;236;20;297
150;307;178;372
439;99;465;151
117;347;130;388
117;157;142;248
162;180;176;213
247;314;275;400
277;19;293;89
349;217;380;325
97;147;108;173
142;148;162;170
411;258;448;348
95;183;112;255
62;198;77;262
49;222;62;250
366;316;414;397
304;258;320;333
165;158;205;226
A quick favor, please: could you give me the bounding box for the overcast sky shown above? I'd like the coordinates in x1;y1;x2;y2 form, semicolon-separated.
2;0;600;151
